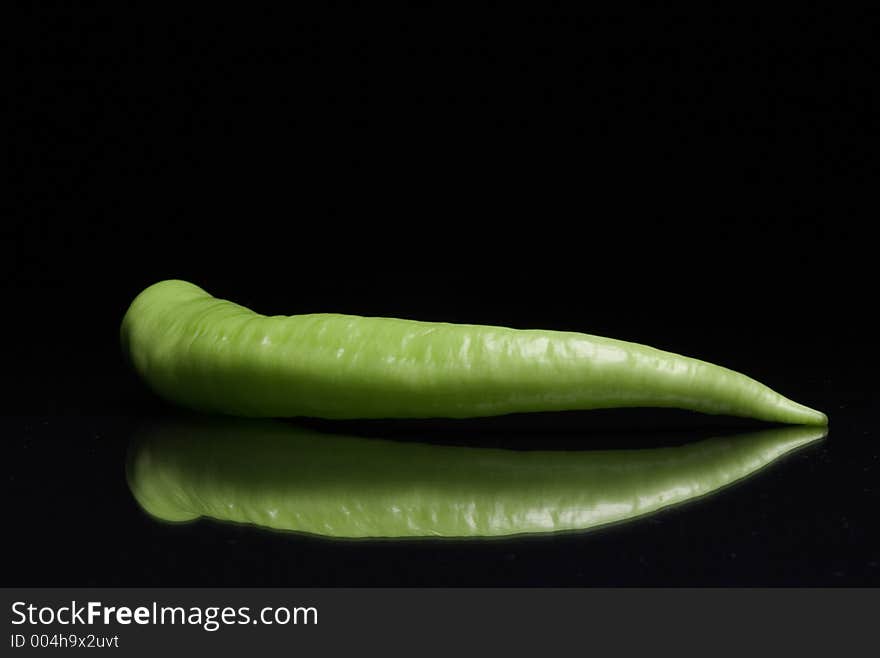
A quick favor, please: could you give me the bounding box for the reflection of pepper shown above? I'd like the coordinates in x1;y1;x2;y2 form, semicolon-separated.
126;417;825;538
121;280;826;424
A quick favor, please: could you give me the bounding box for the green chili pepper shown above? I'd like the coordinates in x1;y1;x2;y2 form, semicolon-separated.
120;279;826;424
126;417;826;538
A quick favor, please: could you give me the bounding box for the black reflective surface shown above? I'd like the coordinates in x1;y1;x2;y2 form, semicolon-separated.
4;369;876;585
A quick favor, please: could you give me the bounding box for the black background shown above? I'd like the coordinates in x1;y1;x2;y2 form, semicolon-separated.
5;7;877;585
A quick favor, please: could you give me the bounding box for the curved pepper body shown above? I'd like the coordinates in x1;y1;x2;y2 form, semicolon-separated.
127;417;826;538
121;279;826;424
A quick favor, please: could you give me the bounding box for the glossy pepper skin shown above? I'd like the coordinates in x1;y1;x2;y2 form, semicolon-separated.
127;417;826;538
120;279;827;424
